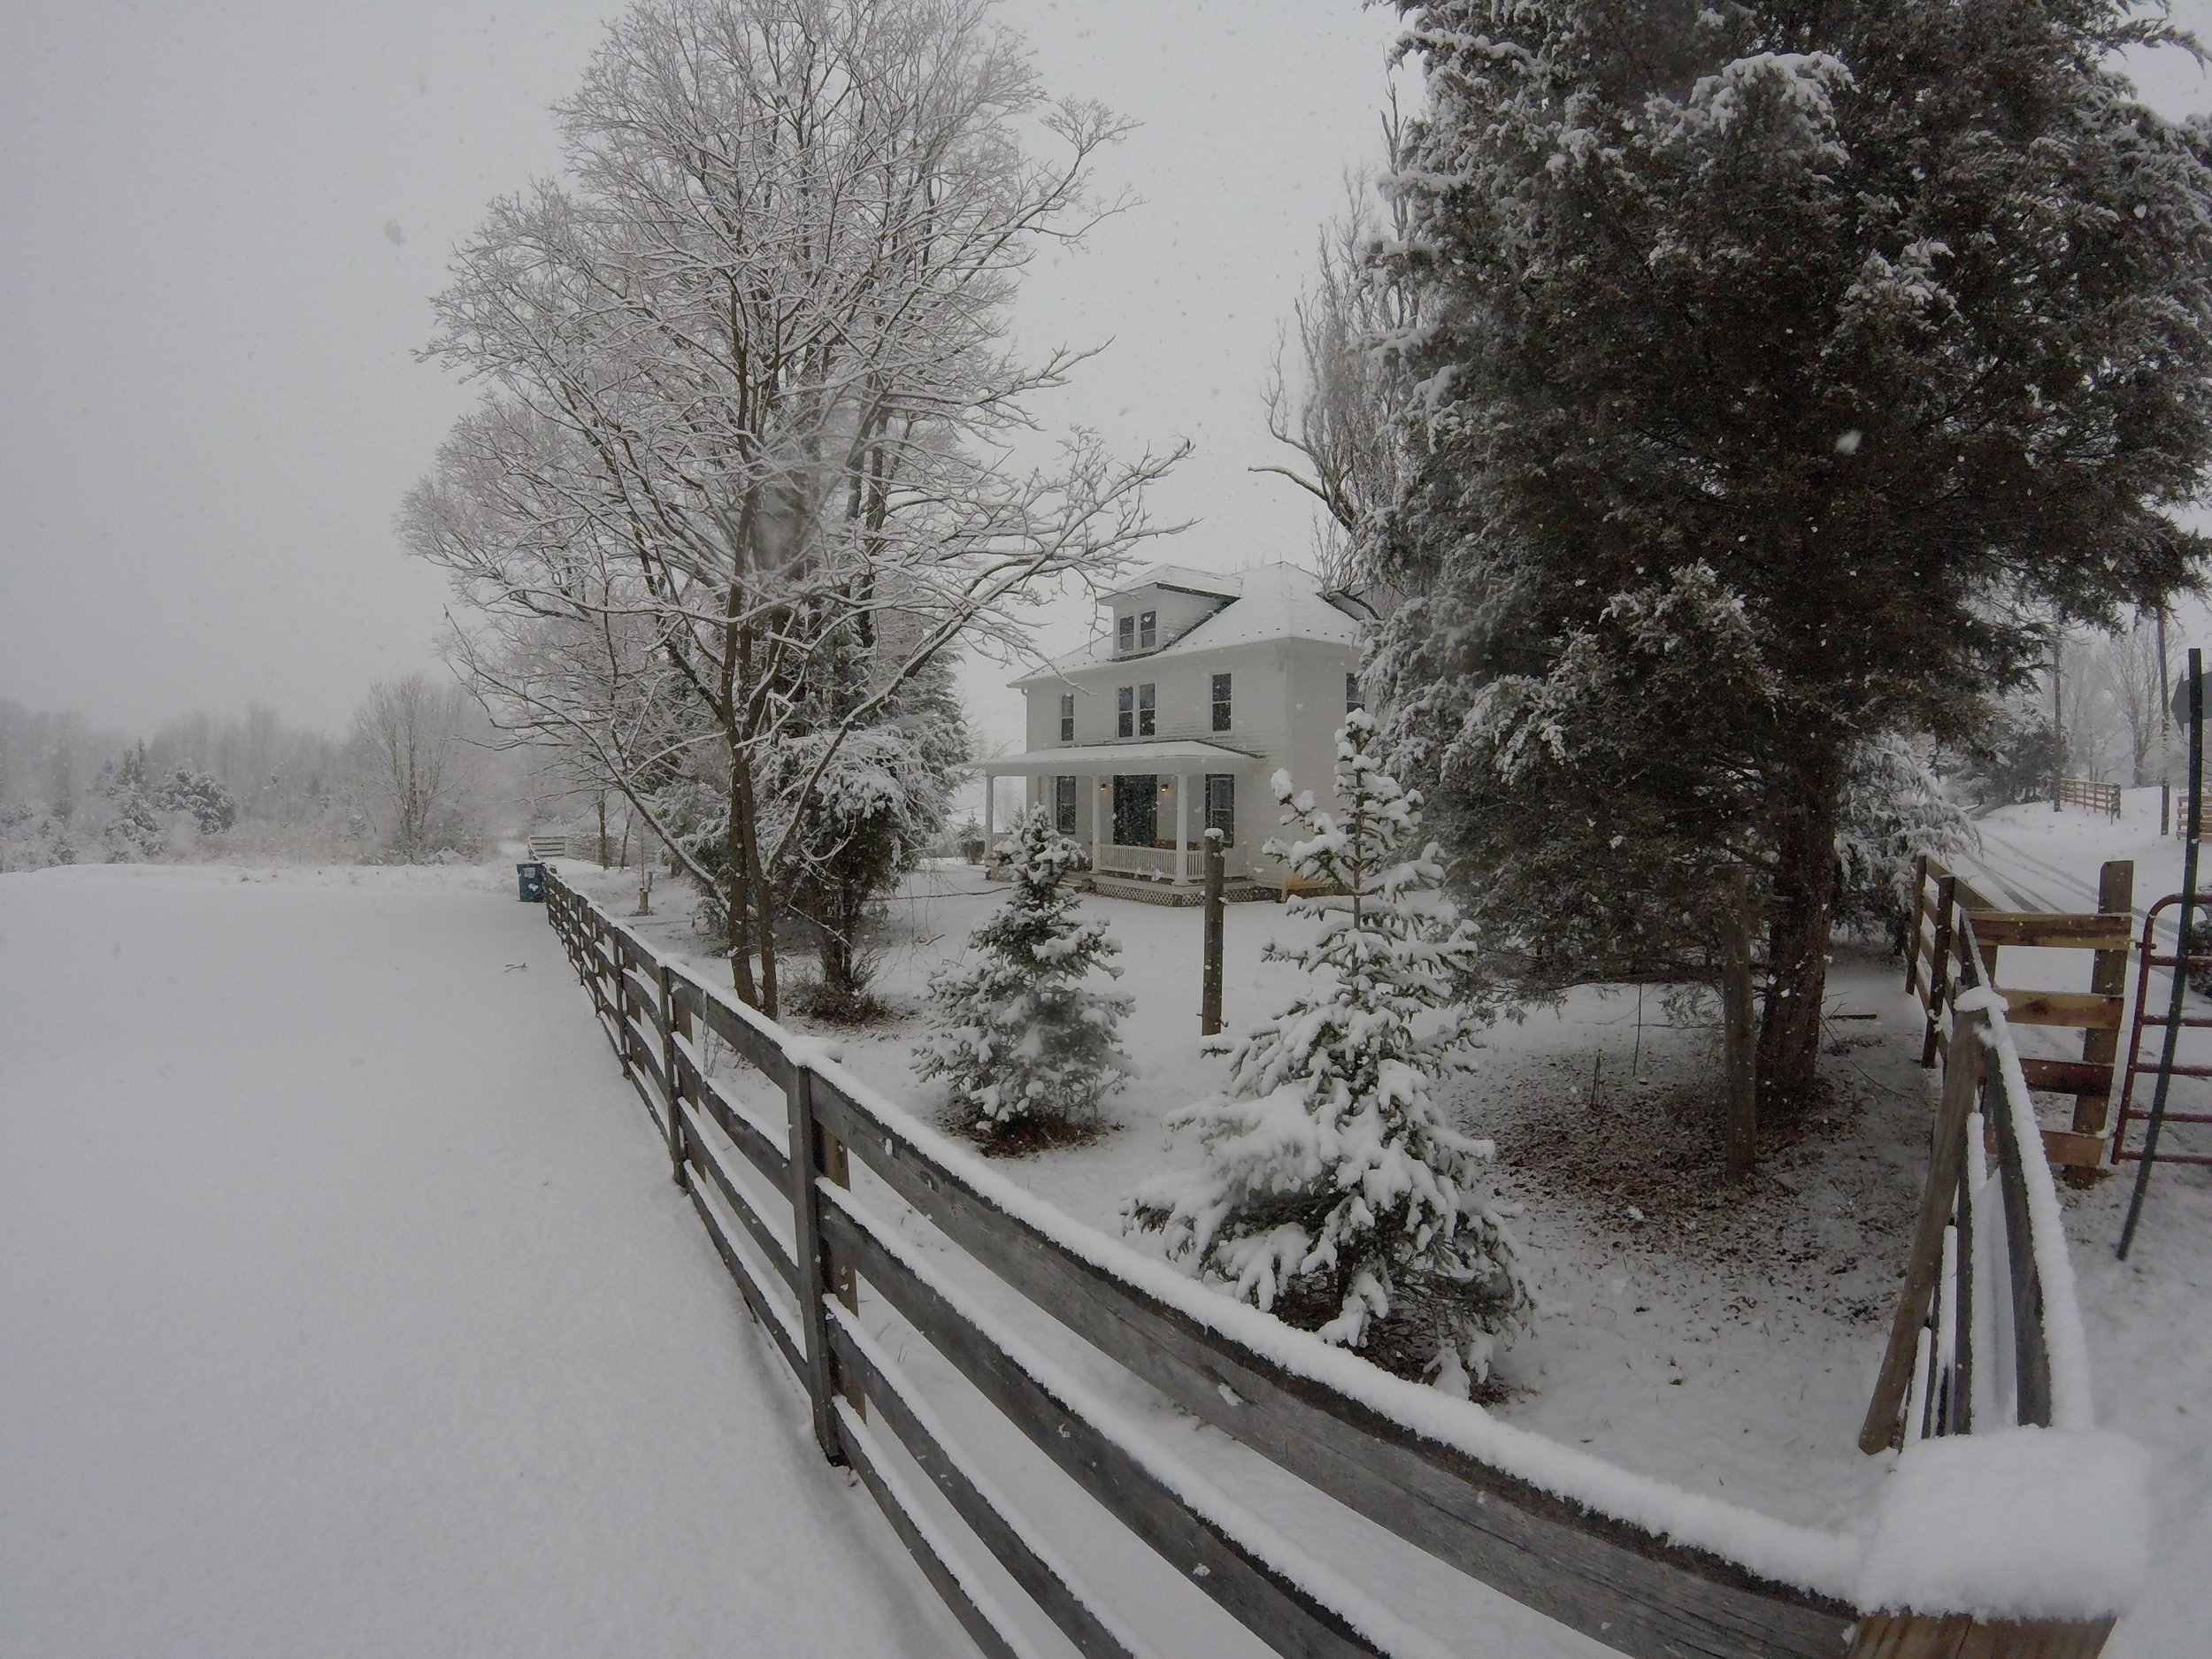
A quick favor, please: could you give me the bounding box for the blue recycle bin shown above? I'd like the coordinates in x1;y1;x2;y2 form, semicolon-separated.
517;861;547;902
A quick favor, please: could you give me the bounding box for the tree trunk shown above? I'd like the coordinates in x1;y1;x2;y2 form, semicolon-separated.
736;755;778;1019
725;749;760;1009
1720;866;1757;1179
1756;752;1841;1115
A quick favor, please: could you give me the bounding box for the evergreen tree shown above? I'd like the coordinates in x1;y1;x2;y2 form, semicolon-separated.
157;767;237;836
916;807;1132;1143
1127;715;1533;1390
1376;0;2212;1110
100;744;164;861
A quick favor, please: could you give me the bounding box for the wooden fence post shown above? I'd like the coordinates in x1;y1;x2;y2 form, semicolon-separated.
1921;875;1958;1070
1201;829;1225;1038
2069;861;2132;1184
787;1067;852;1465
1863;1002;1987;1454
658;964;684;1183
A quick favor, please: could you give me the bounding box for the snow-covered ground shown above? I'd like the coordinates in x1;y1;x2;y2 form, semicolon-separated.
12;848;2201;1653
0;863;968;1659
573;841;2212;1654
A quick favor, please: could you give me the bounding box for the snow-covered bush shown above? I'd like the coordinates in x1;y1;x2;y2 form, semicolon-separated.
157;767;237;836
1127;713;1533;1390
915;806;1132;1145
0;803;76;872
1834;733;1973;949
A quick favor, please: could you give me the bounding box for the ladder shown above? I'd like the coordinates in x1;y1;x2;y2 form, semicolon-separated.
2112;892;2212;1168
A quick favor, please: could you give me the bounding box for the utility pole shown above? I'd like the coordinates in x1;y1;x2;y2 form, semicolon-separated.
2159;608;2173;837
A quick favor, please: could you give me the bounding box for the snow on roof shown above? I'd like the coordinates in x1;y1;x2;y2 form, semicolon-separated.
1014;563;1360;686
972;739;1255;774
1103;563;1245;600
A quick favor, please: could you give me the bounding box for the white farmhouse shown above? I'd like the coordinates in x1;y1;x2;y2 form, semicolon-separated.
982;563;1368;897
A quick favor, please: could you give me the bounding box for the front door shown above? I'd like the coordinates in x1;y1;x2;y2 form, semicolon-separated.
1111;775;1156;847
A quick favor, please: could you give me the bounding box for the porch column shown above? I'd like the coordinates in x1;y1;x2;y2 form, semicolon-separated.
1174;772;1191;885
1087;775;1101;872
982;768;997;857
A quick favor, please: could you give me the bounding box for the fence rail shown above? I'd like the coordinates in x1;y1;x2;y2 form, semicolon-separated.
2055;777;2122;818
543;873;2116;1658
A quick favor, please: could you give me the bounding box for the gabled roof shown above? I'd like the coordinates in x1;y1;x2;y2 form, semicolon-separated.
1012;563;1359;687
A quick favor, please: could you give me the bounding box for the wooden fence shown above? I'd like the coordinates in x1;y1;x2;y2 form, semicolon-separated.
543;873;2116;1659
1904;856;2130;1169
2055;778;2122;819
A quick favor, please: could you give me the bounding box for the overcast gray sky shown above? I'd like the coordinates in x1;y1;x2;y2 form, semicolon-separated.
4;1;2211;753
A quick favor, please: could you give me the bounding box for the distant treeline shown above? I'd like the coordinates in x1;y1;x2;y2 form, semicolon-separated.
0;680;526;872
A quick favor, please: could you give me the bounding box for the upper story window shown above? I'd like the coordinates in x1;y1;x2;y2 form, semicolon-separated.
1117;614;1135;653
1210;672;1232;732
1346;672;1363;712
1138;682;1156;736
1117;686;1134;738
1139;611;1157;650
1059;693;1075;743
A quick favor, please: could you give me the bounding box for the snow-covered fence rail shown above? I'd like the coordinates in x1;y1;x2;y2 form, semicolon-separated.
1904;856;2131;1170
2054;778;2122;820
542;874;2133;1659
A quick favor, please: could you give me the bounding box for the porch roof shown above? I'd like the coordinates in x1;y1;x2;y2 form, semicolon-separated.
974;740;1255;776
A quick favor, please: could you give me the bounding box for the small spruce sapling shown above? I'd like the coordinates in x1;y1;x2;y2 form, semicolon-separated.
916;806;1133;1144
1127;712;1533;1390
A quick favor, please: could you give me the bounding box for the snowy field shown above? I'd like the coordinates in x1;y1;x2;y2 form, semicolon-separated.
0;863;966;1659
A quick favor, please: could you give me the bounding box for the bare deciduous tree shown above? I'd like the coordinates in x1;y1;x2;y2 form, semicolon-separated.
350;675;476;862
1254;100;1417;591
403;0;1183;1014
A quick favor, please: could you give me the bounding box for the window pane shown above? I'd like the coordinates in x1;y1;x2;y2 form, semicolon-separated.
1211;672;1231;732
1139;610;1156;649
1118;615;1134;651
1138;682;1155;736
1117;685;1133;738
1205;774;1233;842
1346;672;1363;710
1056;775;1077;834
1059;693;1074;742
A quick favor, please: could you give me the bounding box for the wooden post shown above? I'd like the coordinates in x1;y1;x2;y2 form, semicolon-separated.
1922;875;1958;1070
1862;1002;1987;1454
1990;1054;2053;1429
1201;828;1225;1037
2052;636;2065;811
787;1067;849;1465
659;964;684;1184
1721;867;1757;1180
2068;860;2131;1184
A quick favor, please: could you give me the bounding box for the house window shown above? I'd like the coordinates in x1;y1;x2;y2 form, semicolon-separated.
1138;683;1156;737
1139;610;1157;650
1211;672;1232;732
1347;672;1363;711
1117;686;1133;738
1059;693;1074;743
1118;614;1135;653
1204;775;1234;843
1055;775;1077;835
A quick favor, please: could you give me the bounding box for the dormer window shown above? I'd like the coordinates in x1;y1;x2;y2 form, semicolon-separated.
1059;693;1074;743
1139;611;1156;650
1117;614;1135;653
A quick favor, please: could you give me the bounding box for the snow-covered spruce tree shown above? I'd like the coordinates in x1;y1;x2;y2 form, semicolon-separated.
1127;714;1532;1391
99;744;165;861
915;807;1132;1145
1376;0;2212;1116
